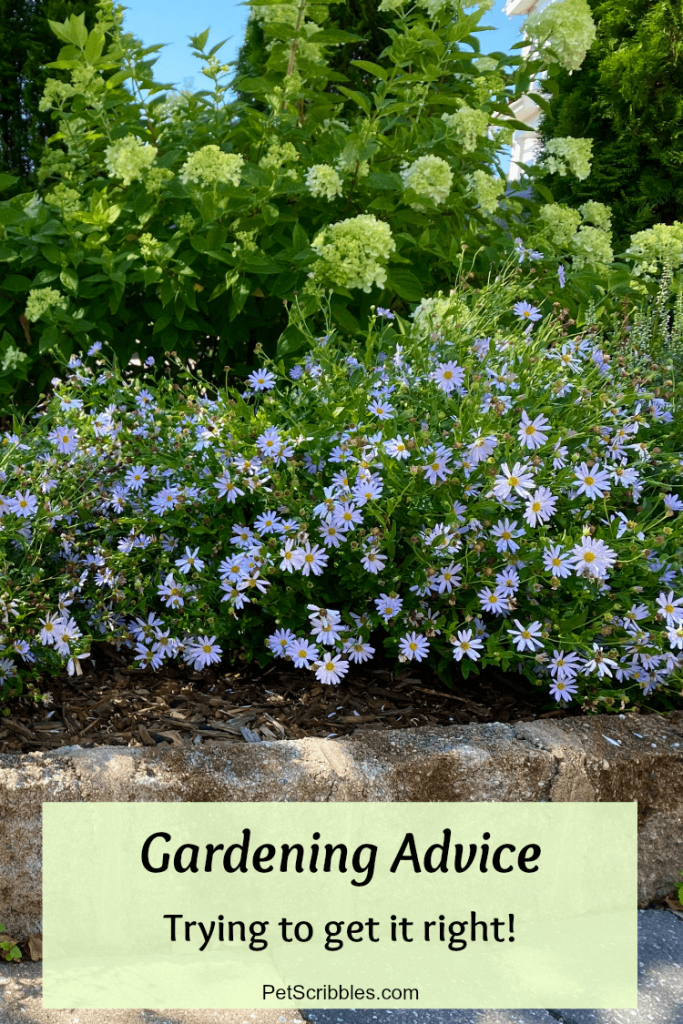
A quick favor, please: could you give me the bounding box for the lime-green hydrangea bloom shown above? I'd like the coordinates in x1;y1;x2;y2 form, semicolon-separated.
627;222;683;274
401;155;453;206
442;106;489;154
305;165;343;201
466;170;505;214
525;0;596;72
538;204;582;248
571;226;614;268
579;201;611;233
312;215;396;292
38;78;74;112
44;183;81;216
180;146;243;187
542;137;592;181
25;288;68;323
104;136;157;187
259;142;299;178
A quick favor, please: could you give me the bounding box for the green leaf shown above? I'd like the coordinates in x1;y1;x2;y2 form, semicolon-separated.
350;60;387;81
39;325;61;352
385;268;424;302
262;204;279;226
105;69;131;90
232;278;251;314
41;244;63;265
336;87;371;116
533;182;555;204
190;27;211;51
60;268;79;294
307;28;362;43
292;223;309;254
366;172;402;191
240;252;281;274
0;205;23;227
1;275;32;293
276;324;308;358
32;270;59;287
47;17;75;43
84;30;105;62
0;174;19;192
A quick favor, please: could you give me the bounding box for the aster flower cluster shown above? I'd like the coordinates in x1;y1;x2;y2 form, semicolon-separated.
0;274;682;714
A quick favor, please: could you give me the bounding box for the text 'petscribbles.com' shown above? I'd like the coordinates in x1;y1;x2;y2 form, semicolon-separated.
261;984;419;1002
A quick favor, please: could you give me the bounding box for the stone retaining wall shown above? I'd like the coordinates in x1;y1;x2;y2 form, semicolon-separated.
2;715;682;937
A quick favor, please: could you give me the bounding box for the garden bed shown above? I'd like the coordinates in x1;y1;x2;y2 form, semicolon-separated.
0;643;588;755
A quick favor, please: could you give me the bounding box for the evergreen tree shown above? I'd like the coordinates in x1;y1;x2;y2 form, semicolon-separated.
0;0;97;193
538;0;683;252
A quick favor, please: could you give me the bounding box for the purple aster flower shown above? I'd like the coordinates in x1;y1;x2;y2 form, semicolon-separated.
558;264;566;288
513;301;543;323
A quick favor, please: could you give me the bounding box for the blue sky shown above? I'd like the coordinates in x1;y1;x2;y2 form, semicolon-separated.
122;0;525;90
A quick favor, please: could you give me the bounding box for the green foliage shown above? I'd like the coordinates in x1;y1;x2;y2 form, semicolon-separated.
0;0;98;194
0;267;682;714
235;0;396;104
678;872;683;904
538;0;683;251
0;0;547;418
0;926;21;962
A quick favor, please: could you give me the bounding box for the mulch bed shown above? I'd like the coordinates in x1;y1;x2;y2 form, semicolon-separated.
0;641;599;755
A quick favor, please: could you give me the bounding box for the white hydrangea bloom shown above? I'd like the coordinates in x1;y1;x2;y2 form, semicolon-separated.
180;146;244;187
418;0;449;17
466;170;505;214
441;106;489;153
305;165;343;201
627;222;683;273
251;2;299;24
542;137;592;180
579;201;611;233
25;288;68;323
571;226;614;268
538;204;582;248
104;136;156;187
525;0;597;72
312;215;396;292
401;155;453;205
259;141;299;174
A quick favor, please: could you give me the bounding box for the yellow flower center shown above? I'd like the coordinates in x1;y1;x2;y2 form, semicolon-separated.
585;476;595;486
509;476;519;487
583;551;595;563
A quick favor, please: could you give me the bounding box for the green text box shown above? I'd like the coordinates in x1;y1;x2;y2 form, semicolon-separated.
43;802;637;1009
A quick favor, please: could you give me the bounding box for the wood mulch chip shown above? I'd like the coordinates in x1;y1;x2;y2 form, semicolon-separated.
0;640;623;755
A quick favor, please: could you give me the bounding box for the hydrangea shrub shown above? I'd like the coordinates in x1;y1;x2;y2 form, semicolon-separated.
0;0;540;416
1;270;681;714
